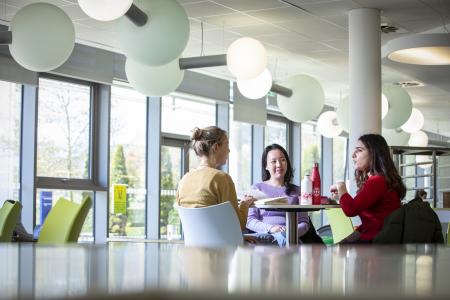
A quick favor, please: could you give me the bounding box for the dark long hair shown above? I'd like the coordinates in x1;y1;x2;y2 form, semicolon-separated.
355;134;406;199
261;144;296;194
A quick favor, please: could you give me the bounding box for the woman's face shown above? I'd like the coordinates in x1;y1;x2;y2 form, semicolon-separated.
265;149;287;181
214;136;230;167
352;140;371;172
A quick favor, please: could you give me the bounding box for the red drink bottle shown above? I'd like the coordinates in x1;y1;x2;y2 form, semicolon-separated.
311;163;321;205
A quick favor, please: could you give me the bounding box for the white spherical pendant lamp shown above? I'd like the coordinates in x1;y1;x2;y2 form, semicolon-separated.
78;0;133;21
9;3;75;72
277;75;325;123
227;37;267;80
408;130;428;147
381;94;389;119
382;128;410;146
237;69;272;99
125;57;184;97
336;96;349;133
382;85;413;129
401;108;424;133
317;111;343;138
118;0;189;66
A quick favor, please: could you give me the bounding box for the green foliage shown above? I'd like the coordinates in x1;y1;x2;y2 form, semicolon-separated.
111;145;129;185
301;144;320;178
159;147;178;236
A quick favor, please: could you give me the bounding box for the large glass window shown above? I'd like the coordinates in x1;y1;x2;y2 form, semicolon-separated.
264;119;287;148
332;137;347;183
0;80;21;202
109;86;147;238
161;96;216;136
37;77;91;178
301;123;321;178
229;109;252;193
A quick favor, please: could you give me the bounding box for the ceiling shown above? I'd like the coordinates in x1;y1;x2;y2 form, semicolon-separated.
1;0;449;138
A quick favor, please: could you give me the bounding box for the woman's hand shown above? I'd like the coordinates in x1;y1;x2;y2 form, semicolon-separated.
269;225;286;233
240;195;255;207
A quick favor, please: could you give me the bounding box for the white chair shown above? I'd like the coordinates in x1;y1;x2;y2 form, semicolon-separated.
177;202;244;247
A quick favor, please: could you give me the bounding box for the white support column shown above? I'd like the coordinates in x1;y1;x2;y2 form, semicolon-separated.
349;8;381;192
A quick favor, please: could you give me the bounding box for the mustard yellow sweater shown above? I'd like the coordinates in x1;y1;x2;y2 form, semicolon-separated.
176;167;248;230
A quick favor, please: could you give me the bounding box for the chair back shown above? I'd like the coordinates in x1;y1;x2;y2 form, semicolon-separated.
0;200;22;242
177;202;244;247
38;196;92;244
325;208;354;244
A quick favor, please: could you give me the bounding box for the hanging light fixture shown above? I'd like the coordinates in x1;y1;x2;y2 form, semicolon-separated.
401;108;425;133
277;74;324;123
317;111;343;138
78;0;133;21
237;69;272;99
382;128;410;146
408;130;428;147
381;94;389;119
382;84;413;129
383;34;450;65
227;37;267;80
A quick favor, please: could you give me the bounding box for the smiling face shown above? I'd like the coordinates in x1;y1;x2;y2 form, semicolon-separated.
265;149;288;181
352;140;371;172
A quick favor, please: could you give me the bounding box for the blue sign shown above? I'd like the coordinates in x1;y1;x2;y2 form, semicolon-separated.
40;191;53;225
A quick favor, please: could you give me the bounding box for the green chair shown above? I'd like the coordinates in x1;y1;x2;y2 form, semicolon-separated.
325;208;354;244
38;196;92;244
0;200;22;242
447;223;450;246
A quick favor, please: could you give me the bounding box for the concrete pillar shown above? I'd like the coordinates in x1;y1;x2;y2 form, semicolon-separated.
348;8;381;192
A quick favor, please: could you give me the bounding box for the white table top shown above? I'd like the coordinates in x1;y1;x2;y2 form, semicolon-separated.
254;204;341;211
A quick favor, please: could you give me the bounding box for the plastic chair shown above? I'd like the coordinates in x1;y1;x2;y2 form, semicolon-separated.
447;223;450;246
0;200;22;242
177;202;244;247
325;208;354;244
38;196;92;244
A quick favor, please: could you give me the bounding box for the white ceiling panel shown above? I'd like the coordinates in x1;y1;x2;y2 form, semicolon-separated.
182;1;235;17
229;23;289;37
212;0;288;11
202;12;265;28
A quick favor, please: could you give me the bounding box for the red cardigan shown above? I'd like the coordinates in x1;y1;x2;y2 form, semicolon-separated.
340;175;401;241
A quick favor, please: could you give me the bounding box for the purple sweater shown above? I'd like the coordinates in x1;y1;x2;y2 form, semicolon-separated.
246;182;310;235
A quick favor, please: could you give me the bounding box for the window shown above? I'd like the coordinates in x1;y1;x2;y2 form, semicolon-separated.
264;119;287;148
161;96;216;136
301;123;321;178
333;137;347;183
109;86;147;238
0;80;21;201
37;77;91;178
229;109;252;193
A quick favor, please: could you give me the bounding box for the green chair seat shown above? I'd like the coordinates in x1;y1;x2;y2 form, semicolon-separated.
0;200;22;242
325;208;354;244
38;196;92;244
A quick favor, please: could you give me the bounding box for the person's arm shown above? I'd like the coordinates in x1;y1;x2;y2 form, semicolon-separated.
297;212;310;237
247;207;273;233
215;173;249;230
339;176;388;217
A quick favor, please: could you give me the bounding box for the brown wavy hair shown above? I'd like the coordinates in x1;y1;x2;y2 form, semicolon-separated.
355;134;406;199
191;126;227;157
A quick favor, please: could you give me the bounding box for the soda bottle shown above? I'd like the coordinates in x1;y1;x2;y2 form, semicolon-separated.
300;174;312;205
311;163;321;205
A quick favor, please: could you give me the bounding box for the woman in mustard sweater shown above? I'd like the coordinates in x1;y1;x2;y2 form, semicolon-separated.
176;126;254;231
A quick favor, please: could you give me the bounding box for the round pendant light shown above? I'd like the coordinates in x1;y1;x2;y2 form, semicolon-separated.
227;37;267;80
237;69;272;99
382;85;413;129
78;0;133;21
400;108;424;133
317;111;343;138
408;130;428;147
118;0;189;66
125;57;184;96
9;3;75;72
382;128;410;146
277;75;324;123
381;94;389;119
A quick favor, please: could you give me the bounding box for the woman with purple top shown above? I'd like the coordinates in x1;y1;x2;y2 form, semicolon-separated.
246;144;310;247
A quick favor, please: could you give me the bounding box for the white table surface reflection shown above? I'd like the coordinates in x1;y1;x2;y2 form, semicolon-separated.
1;242;450;299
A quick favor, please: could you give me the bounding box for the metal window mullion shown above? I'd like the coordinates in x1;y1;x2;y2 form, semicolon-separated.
146;96;162;239
216;102;229;172
20;84;38;232
251;125;264;185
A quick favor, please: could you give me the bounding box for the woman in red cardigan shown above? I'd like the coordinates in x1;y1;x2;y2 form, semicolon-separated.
332;134;406;243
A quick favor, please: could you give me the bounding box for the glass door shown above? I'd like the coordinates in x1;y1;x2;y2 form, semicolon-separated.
159;135;193;240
